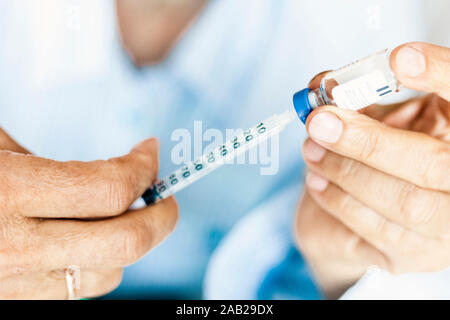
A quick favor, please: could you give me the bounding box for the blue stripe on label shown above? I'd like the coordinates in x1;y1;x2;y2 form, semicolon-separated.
379;90;392;96
376;86;390;92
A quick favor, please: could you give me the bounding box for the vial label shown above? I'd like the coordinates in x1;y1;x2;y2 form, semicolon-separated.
331;70;393;110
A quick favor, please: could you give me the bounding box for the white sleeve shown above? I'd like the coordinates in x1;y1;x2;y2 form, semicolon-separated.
340;266;450;300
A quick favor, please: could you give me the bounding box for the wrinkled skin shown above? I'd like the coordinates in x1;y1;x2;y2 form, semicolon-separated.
0;133;178;299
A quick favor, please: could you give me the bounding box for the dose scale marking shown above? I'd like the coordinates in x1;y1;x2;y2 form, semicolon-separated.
140;110;297;205
135;49;401;207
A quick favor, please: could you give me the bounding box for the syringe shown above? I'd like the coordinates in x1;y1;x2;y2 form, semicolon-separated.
139;109;298;205
136;48;405;206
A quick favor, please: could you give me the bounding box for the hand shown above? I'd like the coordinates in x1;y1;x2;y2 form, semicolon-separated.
295;42;450;298
0;131;178;299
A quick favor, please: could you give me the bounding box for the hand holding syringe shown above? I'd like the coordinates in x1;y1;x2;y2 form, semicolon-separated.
138;48;402;205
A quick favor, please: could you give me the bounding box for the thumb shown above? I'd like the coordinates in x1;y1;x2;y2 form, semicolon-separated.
390;42;450;101
126;137;160;193
9;137;161;219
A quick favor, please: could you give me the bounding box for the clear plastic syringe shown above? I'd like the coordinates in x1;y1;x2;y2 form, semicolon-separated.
139;109;298;205
138;48;402;206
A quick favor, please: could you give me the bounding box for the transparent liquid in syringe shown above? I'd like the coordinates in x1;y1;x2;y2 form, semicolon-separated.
145;110;297;203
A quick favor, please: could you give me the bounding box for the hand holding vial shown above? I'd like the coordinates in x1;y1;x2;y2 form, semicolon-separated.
295;42;450;299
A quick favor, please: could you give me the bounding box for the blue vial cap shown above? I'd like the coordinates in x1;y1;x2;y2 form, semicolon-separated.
293;88;312;124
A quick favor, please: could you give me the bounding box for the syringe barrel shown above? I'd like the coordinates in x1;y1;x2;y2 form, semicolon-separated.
139;110;298;205
142;49;402;205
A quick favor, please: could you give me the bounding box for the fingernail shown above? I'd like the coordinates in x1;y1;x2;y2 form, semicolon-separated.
303;139;326;162
308;112;343;143
395;46;426;77
306;172;329;191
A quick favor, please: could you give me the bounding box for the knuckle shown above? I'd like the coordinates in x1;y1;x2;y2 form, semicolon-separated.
357;130;382;162
419;145;450;189
337;158;360;182
114;221;153;265
379;220;407;245
398;184;435;226
374;216;388;238
100;160;136;215
336;192;353;213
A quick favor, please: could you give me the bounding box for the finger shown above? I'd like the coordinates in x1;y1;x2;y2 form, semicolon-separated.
0;196;178;275
358;103;398;121
0;268;122;299
390;42;450;101
409;94;450;142
0;128;30;154
381;97;424;129
305;106;450;192
296;191;387;268
308;71;330;89
305;171;423;254
5;138;159;218
303;139;450;238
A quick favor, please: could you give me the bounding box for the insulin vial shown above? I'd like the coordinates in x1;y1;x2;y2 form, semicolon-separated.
293;49;400;123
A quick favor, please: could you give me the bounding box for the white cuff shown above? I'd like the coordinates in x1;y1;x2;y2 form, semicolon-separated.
340;266;450;300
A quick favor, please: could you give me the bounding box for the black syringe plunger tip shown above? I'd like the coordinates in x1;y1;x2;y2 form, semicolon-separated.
141;187;159;205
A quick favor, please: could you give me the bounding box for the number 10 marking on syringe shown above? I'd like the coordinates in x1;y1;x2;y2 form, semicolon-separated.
140;110;297;205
